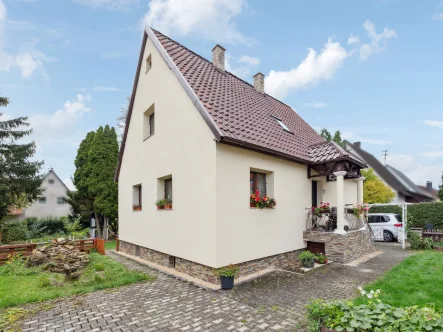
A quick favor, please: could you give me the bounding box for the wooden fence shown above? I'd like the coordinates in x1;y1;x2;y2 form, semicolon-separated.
0;238;105;265
422;229;443;242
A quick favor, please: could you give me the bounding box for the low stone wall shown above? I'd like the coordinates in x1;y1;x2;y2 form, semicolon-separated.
303;228;375;264
119;240;304;285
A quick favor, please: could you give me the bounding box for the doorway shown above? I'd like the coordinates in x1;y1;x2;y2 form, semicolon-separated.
312;181;318;207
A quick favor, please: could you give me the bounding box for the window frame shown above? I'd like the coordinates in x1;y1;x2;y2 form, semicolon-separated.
38;197;47;204
56;197;65;205
132;184;142;211
48;179;55;184
146;54;152;73
250;171;267;196
164;178;172;202
149;112;155;136
271;115;293;134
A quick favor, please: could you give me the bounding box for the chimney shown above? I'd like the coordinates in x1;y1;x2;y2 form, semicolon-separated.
212;44;225;71
426;181;433;192
354;141;361;149
253;72;265;93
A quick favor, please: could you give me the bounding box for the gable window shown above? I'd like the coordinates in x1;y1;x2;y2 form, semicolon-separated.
38;197;46;204
57;197;65;205
250;171;266;196
132;184;142;211
146;54;152;73
143;104;155;140
48;179;55;184
272;116;293;133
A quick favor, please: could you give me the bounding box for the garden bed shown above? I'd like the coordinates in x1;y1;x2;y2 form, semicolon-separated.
0;252;153;308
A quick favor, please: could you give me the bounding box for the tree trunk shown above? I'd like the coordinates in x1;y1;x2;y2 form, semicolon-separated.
103;217;108;240
95;212;103;238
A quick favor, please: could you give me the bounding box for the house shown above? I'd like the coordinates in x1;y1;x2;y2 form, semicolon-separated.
345;141;436;203
11;169;71;220
116;27;373;285
418;182;439;201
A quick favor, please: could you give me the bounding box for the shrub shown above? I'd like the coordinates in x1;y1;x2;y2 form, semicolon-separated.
214;264;240;278
306;289;443;332
1;221;30;243
369;202;443;229
298;251;316;267
408;231;435;250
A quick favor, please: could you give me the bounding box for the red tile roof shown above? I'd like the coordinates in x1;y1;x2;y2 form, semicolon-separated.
153;29;331;162
115;29;366;180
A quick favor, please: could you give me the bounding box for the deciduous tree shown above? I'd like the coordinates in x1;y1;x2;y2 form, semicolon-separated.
361;168;395;203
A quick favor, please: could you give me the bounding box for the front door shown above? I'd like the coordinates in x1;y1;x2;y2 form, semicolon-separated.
312;181;318;207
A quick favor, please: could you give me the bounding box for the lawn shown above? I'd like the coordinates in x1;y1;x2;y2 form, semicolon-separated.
360;251;443;309
105;240;116;250
0;252;153;308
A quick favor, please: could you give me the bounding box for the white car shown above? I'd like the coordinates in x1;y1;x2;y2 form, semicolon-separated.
367;213;403;242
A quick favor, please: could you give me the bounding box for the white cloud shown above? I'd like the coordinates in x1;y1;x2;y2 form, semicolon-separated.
239;55;260;66
0;1;54;78
265;38;348;99
143;0;251;44
433;2;443;20
359;20;396;61
101;51;123;59
225;53;260;79
93;86;121;92
342;132;392;145
424;120;443;129
385;154;416;172
422;150;443;159
347;34;360;45
29;94;92;138
304;101;327;109
73;0;138;11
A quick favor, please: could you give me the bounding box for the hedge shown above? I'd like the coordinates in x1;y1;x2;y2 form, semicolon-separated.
369;202;443;229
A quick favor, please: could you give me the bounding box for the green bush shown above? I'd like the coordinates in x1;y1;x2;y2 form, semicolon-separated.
408;231;436;250
306;291;443;332
1;221;30;243
369;202;443;229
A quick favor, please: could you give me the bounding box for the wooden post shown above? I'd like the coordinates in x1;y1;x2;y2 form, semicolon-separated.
116;237;120;252
95;239;105;255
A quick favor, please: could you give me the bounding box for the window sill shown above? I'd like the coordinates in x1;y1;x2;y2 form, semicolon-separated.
133;209;142;212
249;207;275;209
143;133;155;142
157;208;173;211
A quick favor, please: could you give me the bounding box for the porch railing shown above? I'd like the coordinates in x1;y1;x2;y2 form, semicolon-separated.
306;206;365;232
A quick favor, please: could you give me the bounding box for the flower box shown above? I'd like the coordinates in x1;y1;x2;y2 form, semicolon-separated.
164;203;172;210
250;190;276;209
132;205;142;211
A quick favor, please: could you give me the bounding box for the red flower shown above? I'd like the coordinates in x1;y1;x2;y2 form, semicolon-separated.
255;190;260;196
255;196;260;202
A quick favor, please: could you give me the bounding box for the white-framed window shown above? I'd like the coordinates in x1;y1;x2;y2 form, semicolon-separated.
146;54;152;73
157;175;173;208
57;197;65;205
38;197;46;204
143;104;155;140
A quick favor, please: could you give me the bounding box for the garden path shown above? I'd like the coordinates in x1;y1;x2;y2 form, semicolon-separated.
22;242;408;332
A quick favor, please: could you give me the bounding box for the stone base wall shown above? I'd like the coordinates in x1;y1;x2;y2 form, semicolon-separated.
303;228;375;264
119;240;304;285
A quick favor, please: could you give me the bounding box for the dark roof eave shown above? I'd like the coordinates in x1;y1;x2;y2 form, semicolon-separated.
310;156;367;169
219;137;311;166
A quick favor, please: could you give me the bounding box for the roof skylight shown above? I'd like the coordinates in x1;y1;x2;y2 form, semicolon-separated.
273;116;293;133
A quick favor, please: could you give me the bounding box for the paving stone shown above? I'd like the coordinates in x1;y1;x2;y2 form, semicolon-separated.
19;243;406;332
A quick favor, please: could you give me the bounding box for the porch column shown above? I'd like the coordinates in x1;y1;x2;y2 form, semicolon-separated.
334;171;347;234
355;177;366;205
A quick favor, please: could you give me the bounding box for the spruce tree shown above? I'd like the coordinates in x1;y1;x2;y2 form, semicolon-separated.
0;95;44;221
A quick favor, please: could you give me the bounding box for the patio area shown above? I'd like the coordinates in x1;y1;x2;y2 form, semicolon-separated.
20;243;408;331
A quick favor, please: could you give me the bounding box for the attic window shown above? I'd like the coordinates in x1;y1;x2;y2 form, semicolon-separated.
146;54;152;73
272;116;293;133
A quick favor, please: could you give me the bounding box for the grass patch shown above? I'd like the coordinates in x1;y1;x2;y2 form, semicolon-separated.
0;253;153;308
105;240;116;250
358;251;443;309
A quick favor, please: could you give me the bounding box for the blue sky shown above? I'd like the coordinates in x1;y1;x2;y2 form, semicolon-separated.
1;0;443;190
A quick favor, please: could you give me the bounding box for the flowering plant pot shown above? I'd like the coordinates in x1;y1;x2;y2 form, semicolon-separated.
315;253;328;264
132;204;142;211
214;264;239;290
311;202;330;215
298;251;316;268
164;203;172;209
250;202;255;208
250;190;276;209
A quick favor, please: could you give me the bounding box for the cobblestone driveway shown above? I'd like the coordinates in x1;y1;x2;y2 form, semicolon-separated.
22;243;408;332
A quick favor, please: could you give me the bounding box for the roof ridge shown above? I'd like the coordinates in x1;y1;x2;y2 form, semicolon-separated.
151;28;294;111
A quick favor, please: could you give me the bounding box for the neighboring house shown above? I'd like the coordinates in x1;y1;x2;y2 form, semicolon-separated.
345;141;435;203
116;28;372;285
418;182;439;201
12;169;71;220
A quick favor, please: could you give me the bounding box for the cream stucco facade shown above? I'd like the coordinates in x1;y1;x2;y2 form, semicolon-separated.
118;34;360;269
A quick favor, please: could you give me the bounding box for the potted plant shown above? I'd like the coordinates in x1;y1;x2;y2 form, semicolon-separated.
315;253;328;264
155;199;166;209
214;264;239;290
298;250;316;268
352;204;369;219
164;200;172;210
250;190;277;209
311;202;330;216
132;204;142;211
